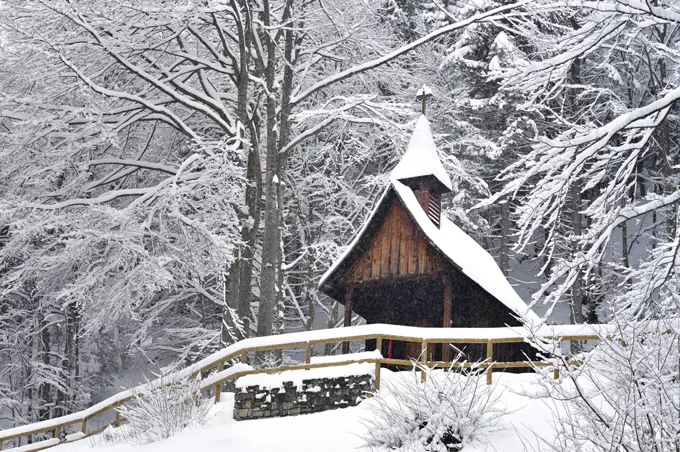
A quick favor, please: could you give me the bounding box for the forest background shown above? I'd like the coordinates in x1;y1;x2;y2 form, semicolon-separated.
0;0;678;433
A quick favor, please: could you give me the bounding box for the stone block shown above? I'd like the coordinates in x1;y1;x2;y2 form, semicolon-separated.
236;408;253;419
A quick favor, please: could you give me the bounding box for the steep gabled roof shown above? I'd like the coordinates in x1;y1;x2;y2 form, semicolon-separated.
391;115;452;191
318;181;540;325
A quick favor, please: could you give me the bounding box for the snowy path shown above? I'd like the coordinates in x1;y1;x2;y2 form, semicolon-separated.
53;372;557;452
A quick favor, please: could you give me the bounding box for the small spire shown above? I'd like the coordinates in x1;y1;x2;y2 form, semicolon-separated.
415;84;433;115
390;115;452;192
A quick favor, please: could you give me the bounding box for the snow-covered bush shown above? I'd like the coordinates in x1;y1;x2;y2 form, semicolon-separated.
539;321;680;452
104;374;210;445
362;363;504;451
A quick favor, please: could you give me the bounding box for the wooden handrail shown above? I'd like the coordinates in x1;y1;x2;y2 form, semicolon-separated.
0;323;614;451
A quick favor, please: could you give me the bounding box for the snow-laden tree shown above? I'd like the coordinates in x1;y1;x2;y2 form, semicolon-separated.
482;1;680;449
0;0;251;424
485;0;680;321
435;0;538;275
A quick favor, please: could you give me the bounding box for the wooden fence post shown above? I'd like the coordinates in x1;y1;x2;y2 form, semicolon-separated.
213;358;227;403
240;350;248;365
53;427;60;440
486;340;494;385
81;417;89;435
420;340;428;383
305;343;312;370
214;383;222;403
113;408;122;428
375;336;382;391
553;367;560;380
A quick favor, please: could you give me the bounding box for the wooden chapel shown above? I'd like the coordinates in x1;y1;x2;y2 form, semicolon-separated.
318;114;539;364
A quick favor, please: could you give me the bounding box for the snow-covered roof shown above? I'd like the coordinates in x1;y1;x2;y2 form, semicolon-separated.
390;115;453;191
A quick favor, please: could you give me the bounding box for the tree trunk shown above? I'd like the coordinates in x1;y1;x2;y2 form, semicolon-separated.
325;301;338;356
570;181;585;354
499;203;510;275
39;310;52;422
222;1;261;343
257;0;282;338
257;0;296;338
62;302;80;416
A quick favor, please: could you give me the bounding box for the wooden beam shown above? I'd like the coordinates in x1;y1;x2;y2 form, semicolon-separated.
343;287;354;354
305;343;312;370
486;341;494;385
375;336;383;391
420;339;428;382
214;383;222;403
442;275;453;363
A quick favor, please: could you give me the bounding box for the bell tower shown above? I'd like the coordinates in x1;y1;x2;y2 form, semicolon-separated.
390;88;452;228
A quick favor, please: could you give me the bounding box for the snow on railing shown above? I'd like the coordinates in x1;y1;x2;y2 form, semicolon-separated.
1;321;672;451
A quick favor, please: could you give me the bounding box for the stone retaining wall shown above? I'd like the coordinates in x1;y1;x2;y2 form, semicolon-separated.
233;374;373;420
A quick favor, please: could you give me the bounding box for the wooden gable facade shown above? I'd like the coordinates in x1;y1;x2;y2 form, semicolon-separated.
342;199;445;285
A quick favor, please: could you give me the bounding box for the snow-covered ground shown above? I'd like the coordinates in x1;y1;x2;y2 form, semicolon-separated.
52;370;558;452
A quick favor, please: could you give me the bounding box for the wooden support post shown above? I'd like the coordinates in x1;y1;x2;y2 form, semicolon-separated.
213;358;226;403
214;383;222;403
113;408;121;427
421;340;428;383
81;417;89;435
375;336;383;391
553;367;560;380
486;340;494;385
442;275;453;363
305;343;312;370
240;350;248;365
53;427;61;441
0;439;4;451
342;287;354;354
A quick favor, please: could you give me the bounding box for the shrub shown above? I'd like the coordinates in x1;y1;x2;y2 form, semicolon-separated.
102;373;211;445
362;362;505;452
537;326;680;452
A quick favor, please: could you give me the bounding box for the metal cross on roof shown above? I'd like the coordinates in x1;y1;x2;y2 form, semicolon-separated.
415;84;433;115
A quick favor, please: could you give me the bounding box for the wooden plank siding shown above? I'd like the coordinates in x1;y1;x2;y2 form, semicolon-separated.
342;201;444;284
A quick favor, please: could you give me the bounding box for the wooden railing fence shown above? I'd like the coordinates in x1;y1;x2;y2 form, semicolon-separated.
0;324;602;452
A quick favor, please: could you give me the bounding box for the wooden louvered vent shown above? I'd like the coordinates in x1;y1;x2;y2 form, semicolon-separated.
427;193;441;228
